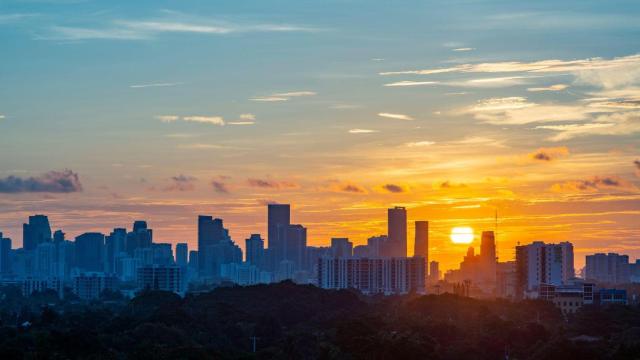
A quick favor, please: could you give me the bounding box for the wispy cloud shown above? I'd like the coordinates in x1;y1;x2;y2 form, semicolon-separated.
177;143;225;150
0;13;39;24
156;114;224;126
247;178;299;189
463;97;597;125
130;82;181;89
163;174;197;192
384;81;438;87
348;129;379;134
528;147;569;162
452;47;475;52
323;181;368;194
211;180;230;194
551;176;638;193
42;15;321;41
380;184;405;193
527;84;568;92
0;169;82;193
378;112;414;121
406;141;435;147
250;91;316;102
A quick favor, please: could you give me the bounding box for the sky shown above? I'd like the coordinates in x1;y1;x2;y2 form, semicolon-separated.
1;0;639;272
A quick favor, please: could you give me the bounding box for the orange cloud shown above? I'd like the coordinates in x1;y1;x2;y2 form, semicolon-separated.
528;146;569;162
551;176;638;193
247;178;299;189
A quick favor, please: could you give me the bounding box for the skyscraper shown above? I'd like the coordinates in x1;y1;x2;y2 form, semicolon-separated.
585;253;630;284
0;232;11;275
515;241;575;298
197;215;225;273
480;231;497;287
23;215;52;251
387;207;407;257
176;243;188;267
331;238;353;258
285;225;307;271
268;204;290;269
75;232;105;272
245;234;264;267
126;221;153;255
414;221;428;260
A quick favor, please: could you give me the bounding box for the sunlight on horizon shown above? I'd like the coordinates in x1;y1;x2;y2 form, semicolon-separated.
450;227;474;244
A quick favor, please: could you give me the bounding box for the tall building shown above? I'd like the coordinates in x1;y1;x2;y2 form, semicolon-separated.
331;238;353;258
284;225;307;271
414;221;428;262
105;228;126;274
126;221;152;255
137;265;185;295
0;233;11;276
317;257;426;295
267;204;290;269
479;231;497;287
516;241;575;298
585;253;630;284
72;273;117;300
175;243;188;267
197;216;225;273
387;207;407;257
75;232;105;272
429;260;440;283
245;234;264;267
23;215;52;251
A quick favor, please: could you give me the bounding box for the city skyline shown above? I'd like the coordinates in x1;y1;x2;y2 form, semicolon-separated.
1;0;640;272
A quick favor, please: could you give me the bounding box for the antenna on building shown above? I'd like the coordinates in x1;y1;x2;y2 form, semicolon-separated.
495;208;499;261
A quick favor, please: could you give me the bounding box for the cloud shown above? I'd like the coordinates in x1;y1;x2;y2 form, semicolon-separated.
384;81;438;87
211;180;230;194
379;54;640;78
349;129;379;134
42;16;320;41
0;13;39;24
130;82;181;89
463;97;596;125
528;147;569;162
635;160;640;177
527;84;569;92
247;178;299;189
378;112;414;121
536;111;640;141
323;181;367;194
163;174;197;192
157;115;225;126
406;141;435;147
250;91;316;102
0;115;5;120
182;116;225;126
239;113;256;120
551;176;637;193
0;169;82;193
452;47;474;52
177;143;224;150
381;184;405;193
438;181;467;189
228;113;256;125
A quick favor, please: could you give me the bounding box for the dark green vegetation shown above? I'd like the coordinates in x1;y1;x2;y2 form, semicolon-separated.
1;282;639;359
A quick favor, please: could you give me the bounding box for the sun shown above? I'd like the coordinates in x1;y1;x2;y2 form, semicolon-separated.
450;227;474;244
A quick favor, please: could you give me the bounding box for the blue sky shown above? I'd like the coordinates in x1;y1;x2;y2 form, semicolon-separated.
1;0;640;270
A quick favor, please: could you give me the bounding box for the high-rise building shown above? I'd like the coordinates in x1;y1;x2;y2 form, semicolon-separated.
317;257;426;295
585;253;630;284
429;260;440;283
479;231;497;287
267;204;290;269
367;235;388;257
197;215;225;273
137;265;185;295
516;241;575;298
75;232;105;272
0;233;11;276
35;242;56;278
72;272;117;300
53;230;65;242
414;221;428;261
23;215;52;251
126;221;152;255
245;234;264;267
105;228;126;274
175;243;188;266
285;225;307;271
331;238;353;258
387;207;407;257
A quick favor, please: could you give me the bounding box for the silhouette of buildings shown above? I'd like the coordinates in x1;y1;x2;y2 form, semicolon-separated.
585;253;630;284
75;232;105;272
73;272;117;300
387;207;407;257
175;243;188;267
23;215;52;251
516;241;575;298
137;264;185;295
414;220;428;260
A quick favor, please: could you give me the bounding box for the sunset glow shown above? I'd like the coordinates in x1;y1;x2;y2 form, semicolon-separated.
450;227;475;244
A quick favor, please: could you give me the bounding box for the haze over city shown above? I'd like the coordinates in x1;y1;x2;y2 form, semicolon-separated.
1;0;639;274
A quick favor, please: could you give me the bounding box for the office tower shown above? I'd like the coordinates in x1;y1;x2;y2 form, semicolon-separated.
479;231;497;287
0;233;11;276
387;207;407;257
126;221;153;255
35;242;56;278
75;232;105;272
414;221;428;261
137;265;185;295
268;204;290;269
176;243;188;266
318;257;426;295
105;228;126;274
515;241;575;298
429;261;440;282
585;253;630;284
23;215;52;251
367;235;388;257
353;245;370;258
284;225;307;271
53;230;65;242
72;273;117;300
197;215;225;273
152;243;174;265
330;238;353;258
245;234;264;267
189;250;198;269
